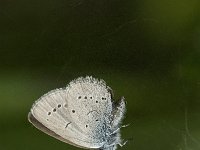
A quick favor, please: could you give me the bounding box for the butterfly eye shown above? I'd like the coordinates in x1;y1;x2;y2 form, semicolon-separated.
53;108;56;112
58;104;61;108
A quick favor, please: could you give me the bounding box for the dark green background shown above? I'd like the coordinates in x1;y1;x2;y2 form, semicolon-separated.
0;0;200;149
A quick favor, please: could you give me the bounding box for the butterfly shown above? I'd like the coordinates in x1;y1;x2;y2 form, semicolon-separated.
28;76;127;150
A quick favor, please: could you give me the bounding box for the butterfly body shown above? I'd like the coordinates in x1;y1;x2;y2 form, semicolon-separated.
28;76;126;150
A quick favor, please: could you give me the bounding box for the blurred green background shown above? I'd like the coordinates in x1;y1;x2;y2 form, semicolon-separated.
0;0;200;149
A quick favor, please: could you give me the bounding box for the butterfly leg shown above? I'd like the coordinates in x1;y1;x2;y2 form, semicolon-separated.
118;140;128;147
109;124;129;136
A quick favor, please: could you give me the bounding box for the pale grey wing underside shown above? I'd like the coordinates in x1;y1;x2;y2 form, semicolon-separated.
28;88;103;149
28;112;92;149
66;77;113;140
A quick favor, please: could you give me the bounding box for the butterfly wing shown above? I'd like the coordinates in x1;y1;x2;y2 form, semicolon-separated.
28;112;85;148
66;77;113;140
28;77;113;149
28;88;102;149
